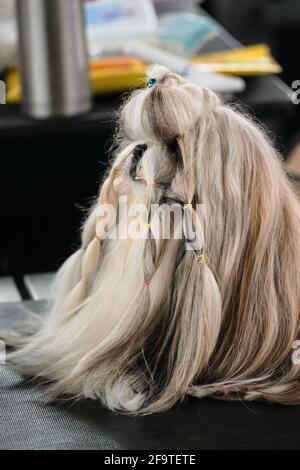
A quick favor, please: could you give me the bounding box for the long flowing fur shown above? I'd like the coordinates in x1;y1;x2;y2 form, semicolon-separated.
8;66;300;413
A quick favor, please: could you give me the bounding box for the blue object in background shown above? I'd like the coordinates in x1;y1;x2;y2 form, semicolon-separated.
157;13;219;56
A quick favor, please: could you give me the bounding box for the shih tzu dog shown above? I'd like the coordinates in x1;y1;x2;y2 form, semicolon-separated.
7;66;300;414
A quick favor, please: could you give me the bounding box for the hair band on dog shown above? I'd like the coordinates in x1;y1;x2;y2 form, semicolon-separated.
197;254;205;265
147;78;157;88
183;203;193;210
144;279;151;286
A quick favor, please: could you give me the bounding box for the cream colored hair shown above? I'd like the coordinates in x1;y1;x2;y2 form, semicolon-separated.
7;66;300;414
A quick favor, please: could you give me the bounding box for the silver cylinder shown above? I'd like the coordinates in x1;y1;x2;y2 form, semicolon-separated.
16;0;91;118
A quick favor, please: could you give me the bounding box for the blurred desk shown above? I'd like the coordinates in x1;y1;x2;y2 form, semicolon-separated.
200;10;293;122
0;73;292;138
0;5;293;138
0;95;117;138
1;300;300;450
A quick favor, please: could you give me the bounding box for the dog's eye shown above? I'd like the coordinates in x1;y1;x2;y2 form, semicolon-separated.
166;138;182;166
130;144;147;179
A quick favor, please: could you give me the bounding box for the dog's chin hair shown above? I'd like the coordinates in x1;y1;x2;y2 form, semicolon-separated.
8;66;300;414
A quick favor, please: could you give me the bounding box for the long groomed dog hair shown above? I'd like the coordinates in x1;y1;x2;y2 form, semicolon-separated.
7;66;300;414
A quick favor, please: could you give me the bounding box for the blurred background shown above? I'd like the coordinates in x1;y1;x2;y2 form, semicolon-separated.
0;0;299;301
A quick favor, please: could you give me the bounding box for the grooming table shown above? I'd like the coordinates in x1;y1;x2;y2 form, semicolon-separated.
1;298;300;450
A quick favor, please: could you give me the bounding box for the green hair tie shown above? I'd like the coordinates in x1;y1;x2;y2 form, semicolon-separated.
147;78;157;88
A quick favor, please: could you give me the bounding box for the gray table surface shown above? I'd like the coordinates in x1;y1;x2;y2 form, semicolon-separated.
1;300;300;450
